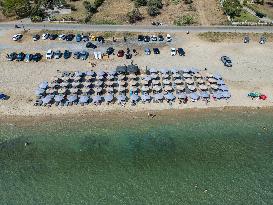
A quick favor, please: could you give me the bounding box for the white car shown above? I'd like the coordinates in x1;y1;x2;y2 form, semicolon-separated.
151;35;157;41
42;33;49;40
12;34;23;41
171;48;176;56
58;34;66;40
166;34;172;42
46;50;54;59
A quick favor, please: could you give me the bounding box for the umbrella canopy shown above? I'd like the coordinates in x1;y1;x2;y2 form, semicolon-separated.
173;73;181;78
213;91;222;99
141;80;149;85
163;79;171;85
60;82;69;87
82;87;90;93
108;71;117;76
117;94;126;102
131;94;139;102
105;81;114;86
79;95;89;103
154;93;164;100
93;87;102;93
248;92;260;98
153;86;162;92
130;80;138;86
39;81;48;89
141;94;151;101
143;76;152;81
149;68;157;73
205;72;214;78
118;86;126;92
222;91;231;98
164;93;176;100
217;80;225;85
208;78;217;84
75;71;83;77
152;80;160;85
128;73;137;79
213;73;222;80
210;84;218;90
42;95;53;104
174;79;183;84
54;95;64;102
73;76;81;82
185;79;194;85
190;68;199;73
161;68;169;74
196;79;205;84
177;92;187;99
97;75;105;80
199;85;208;90
95;80;103;87
141;86;150;92
151;73;158;79
194;73;202;78
183;73;192;78
61;76;69;82
107;75;115;80
130;87;138;92
104;94;114;102
199;91;210;99
171;68;178;73
118;81;126;86
190;92;200;100
58;88;67;94
82;81;91;87
219;85;229;91
176;85;185;91
67;95;77;102
188;85;196;91
182;68;191;73
162;73;169;79
85;75;94;81
106;87;114;93
97;71;105;76
70;88;79;94
85;71;95;76
35;88;45;96
164;85;173;91
46;88;55;94
48;82;57;88
93;95;102;103
118;74;126;80
72;82;80;87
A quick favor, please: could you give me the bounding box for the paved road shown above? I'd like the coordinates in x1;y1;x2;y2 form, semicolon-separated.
0;23;273;33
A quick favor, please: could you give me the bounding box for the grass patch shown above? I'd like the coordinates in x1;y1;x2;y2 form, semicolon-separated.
246;1;273;19
90;19;122;25
233;10;259;22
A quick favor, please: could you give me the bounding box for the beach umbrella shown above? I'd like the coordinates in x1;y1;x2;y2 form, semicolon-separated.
151;73;158;79
162;73;169;79
61;76;69;82
199;85;208;91
130;87;138;92
196;79;205;84
97;71;105;76
189;68;199;73
131;94;139;102
154;93;164;100
153;86;162;92
143;76;152;81
194;73;202;78
149;68;157;73
248;92;260;98
39;81;48;89
213;91;222;99
46;88;56;95
152;80;160;85
107;75;115;80
199;91;210;99
128;73;137;79
70;88;79;94
117;94;126;102
48;82;57;88
75;71;83;77
176;85;185;91
189;92;200;100
219;85;229;91
82;87;90;94
182;68;191;73
141;86;150;92
108;71;117;76
60;82;69;87
105;81;114;86
58;88;67;94
217;80;225;85
82;81;92;87
72;82;80;87
164;86;173;91
208;78;217;84
130;80;138;86
42;95;53;104
73;76;81;82
85;71;95;76
183;73;192;78
222;91;231;99
185;79;194;85
106;87;114;93
118;86;126;92
141;94;151;101
174;79;183;84
177;92;187;99
141;80;149;85
213;73;222;80
210;84;218;90
163;79;171;85
85;75;94;82
95;80;103;87
161;68;169;74
104;94;114;102
171;68;178;73
97;75;105;80
54;95;64;102
173;73;180;78
93;87;102;93
118;74;126;80
92;95;102;103
188;85;196;91
118;81;126;86
205;73;214;78
164;93;176;101
35;88;45;96
79;95;89;104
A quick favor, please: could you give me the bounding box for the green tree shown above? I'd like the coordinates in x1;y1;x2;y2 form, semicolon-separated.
127;8;143;23
223;0;242;18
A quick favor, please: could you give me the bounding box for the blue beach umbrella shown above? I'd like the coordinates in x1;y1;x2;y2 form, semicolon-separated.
67;95;78;103
42;95;53;104
164;93;176;101
85;71;95;76
0;93;6;100
97;71;105;76
222;91;231;98
35;88;45;96
199;91;210;99
154;93;164;100
117;94;126;102
149;68;157;73
79;95;89;103
75;71;84;77
217;80;225;85
189;68;199;73
177;92;187;99
171;68;178;73
108;71;117;76
219;85;229;91
213;91;222;99
182;68;191;73
141;94;151;101
189;92;200;100
161;68;169;74
131;94;139;102
104;94;114;102
39;81;48;89
93;95;102;103
213;73;222;80
54;95;64;102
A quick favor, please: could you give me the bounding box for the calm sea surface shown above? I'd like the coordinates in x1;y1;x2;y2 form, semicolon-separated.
0;109;273;205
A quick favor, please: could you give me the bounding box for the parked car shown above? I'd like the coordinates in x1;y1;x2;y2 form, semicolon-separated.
256;11;266;18
12;34;23;41
170;48;176;56
153;48;160;54
0;92;7;100
145;48;151;55
106;47;114;55
49;34;58;40
63;50;71;59
54;50;62;59
65;34;74;41
42;33;49;40
73;52;81;59
32;53;42;62
158;35;164;41
46;50;54;59
97;36;104;43
76;34;82;42
177;48;185;56
244;36;250;43
259;36;266;44
138;35;144;41
80;51;89;60
125;53;132;59
221;56;232;67
16;52;25;61
82;35;89;42
117;50;125;57
144;36;150;42
32;34;40;41
151;35;157;41
166;34;172;42
25;54;33;62
86;42;97;49
58;34;66;40
6;52;17;61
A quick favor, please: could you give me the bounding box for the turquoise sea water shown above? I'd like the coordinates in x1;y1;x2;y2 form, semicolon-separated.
0;109;273;205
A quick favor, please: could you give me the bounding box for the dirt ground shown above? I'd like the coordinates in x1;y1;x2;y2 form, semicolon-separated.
0;29;273;116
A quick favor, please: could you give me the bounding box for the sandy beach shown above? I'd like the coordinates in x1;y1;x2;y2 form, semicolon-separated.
0;30;273;117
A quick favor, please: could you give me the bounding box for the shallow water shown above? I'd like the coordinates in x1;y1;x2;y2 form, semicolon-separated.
1;110;273;204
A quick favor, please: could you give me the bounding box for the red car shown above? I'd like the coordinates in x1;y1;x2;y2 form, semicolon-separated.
117;50;124;57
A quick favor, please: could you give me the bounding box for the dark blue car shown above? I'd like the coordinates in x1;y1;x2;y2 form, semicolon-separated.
16;52;25;61
76;34;82;42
